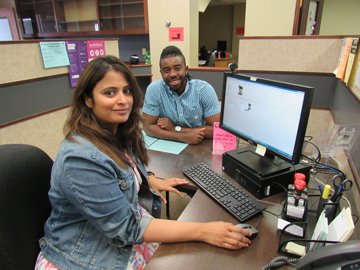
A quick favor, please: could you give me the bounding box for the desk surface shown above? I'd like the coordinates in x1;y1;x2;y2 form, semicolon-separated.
145;140;288;270
145;139;359;270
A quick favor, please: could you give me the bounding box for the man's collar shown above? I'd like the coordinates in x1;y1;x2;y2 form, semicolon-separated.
162;78;189;95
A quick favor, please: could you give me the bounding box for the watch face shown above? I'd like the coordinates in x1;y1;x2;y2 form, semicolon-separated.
175;126;181;132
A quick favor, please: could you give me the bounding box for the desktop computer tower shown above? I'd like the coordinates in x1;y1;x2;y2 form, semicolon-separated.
222;148;312;199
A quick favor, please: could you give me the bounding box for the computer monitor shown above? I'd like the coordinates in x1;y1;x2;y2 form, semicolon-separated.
217;40;226;51
220;72;314;175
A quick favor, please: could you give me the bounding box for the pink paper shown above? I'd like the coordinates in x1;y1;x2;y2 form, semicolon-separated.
169;27;184;41
87;40;105;61
213;122;237;154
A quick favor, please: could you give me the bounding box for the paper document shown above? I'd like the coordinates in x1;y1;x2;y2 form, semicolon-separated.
309;211;328;251
277;218;304;237
142;131;188;155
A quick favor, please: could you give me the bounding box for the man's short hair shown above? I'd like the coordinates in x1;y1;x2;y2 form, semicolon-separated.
159;46;186;66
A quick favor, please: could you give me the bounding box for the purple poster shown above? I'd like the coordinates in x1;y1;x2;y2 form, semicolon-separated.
66;41;88;88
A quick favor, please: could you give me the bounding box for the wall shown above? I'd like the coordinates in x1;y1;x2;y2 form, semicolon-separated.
320;0;360;36
199;5;234;53
148;0;198;81
231;3;246;60
237;37;343;73
245;0;297;36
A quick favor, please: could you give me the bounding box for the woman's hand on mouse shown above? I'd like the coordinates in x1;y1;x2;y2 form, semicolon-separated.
148;175;188;204
200;221;252;250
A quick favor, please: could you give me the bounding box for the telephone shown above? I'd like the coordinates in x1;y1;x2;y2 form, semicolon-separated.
296;240;360;270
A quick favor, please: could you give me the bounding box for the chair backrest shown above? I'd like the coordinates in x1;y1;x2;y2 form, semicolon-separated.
0;144;53;270
204;52;216;67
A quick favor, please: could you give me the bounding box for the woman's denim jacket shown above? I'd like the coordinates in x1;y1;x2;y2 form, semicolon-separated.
39;136;161;270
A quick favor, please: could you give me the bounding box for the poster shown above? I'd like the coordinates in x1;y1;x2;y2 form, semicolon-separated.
39;41;70;69
87;40;105;61
66;40;88;88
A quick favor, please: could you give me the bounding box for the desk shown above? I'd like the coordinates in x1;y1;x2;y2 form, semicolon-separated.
145;140;286;270
214;56;235;67
145;140;359;270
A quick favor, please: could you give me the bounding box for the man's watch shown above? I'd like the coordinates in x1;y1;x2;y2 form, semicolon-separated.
175;126;182;132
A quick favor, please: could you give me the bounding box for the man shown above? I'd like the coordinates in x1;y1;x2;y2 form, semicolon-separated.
142;46;220;145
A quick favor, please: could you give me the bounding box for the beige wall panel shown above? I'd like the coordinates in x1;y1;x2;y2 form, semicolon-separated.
238;38;343;73
0;40;119;85
245;0;297;37
0;108;69;160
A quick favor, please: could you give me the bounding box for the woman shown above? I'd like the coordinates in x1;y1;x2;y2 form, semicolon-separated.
36;56;251;270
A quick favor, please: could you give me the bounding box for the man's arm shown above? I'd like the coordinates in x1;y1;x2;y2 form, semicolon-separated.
143;113;205;144
203;112;220;139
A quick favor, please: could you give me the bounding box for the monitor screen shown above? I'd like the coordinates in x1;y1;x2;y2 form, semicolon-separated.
220;72;314;167
217;40;226;51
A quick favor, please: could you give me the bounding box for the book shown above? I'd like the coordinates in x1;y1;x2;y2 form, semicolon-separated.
344;38;359;85
336;38;353;81
333;38;348;75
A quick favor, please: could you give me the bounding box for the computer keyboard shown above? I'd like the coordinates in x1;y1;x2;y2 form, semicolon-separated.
183;163;266;222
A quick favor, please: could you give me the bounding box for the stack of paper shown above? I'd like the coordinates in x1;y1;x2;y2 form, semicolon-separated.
326;207;355;244
309;211;328;251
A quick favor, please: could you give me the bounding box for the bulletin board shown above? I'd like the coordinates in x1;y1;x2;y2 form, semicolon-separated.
0;38;119;85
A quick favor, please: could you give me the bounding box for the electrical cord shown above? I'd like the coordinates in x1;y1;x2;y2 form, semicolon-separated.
261;256;299;270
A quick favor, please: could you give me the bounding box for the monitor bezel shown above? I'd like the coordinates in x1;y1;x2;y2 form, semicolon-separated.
220;72;314;165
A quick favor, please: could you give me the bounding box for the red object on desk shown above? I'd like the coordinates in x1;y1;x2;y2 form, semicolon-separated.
294;173;306;190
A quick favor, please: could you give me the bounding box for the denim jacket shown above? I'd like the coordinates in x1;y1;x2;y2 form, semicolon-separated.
39;136;161;270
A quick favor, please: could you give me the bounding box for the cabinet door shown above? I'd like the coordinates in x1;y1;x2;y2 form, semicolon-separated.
17;0;57;35
98;0;148;33
54;0;99;33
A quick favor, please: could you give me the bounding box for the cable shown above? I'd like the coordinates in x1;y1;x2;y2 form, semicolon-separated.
261;256;299;270
263;209;281;218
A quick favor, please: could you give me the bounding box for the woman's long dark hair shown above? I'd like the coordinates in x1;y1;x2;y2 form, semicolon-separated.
64;55;149;168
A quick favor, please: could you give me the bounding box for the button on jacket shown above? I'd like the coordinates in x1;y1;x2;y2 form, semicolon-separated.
39;136;160;270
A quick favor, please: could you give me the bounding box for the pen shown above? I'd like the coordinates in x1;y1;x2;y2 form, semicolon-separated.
330;185;343;202
318;184;323;196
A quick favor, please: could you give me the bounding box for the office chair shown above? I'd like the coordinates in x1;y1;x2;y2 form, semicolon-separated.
202;52;215;67
0;144;53;270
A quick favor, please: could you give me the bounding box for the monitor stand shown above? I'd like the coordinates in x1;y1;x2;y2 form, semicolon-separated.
226;146;291;177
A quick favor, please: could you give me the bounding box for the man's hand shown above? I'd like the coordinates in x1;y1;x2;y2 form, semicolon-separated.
180;128;205;144
157;117;175;131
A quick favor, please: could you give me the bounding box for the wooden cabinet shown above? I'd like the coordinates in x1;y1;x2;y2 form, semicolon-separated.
15;0;148;38
214;57;235;68
98;0;148;34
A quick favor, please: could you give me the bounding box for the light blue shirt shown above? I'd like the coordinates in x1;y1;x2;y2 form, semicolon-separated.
143;79;220;128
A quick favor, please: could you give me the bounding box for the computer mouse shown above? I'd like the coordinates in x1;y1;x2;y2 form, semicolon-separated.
234;223;258;240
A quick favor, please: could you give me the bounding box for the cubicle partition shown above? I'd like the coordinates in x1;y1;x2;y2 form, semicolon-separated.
189;35;360;190
0;39;152;127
